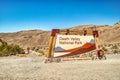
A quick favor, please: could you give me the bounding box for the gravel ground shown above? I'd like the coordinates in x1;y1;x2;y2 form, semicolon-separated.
0;54;120;80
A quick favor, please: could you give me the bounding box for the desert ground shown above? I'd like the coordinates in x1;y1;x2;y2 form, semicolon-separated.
0;54;120;80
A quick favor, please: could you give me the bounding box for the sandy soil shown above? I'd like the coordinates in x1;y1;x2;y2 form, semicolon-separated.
0;54;120;80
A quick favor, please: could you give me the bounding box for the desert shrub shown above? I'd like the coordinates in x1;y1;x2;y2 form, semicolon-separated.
0;44;25;56
27;47;30;54
113;50;119;54
38;49;45;56
102;46;108;52
35;48;39;52
111;44;119;49
108;44;112;47
31;47;36;51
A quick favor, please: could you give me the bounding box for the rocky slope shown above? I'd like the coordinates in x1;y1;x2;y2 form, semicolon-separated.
0;30;50;49
0;22;120;49
70;22;120;44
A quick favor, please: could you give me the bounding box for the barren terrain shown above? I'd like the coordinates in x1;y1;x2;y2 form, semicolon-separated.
0;22;120;49
0;54;120;80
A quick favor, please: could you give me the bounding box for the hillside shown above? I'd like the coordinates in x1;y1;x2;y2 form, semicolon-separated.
69;22;120;44
0;30;50;49
0;22;120;49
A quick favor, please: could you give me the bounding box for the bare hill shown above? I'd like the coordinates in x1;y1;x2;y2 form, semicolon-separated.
0;22;120;49
70;22;120;44
0;30;50;49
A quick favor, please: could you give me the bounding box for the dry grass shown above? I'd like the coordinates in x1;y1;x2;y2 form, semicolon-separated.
0;54;120;80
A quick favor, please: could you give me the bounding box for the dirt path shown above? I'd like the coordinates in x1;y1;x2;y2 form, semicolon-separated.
0;54;120;80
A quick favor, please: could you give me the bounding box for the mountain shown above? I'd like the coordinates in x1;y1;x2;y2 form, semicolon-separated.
0;22;120;49
54;46;65;51
69;22;120;44
99;22;120;44
0;30;50;49
90;39;95;44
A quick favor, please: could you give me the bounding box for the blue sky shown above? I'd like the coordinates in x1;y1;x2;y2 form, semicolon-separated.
0;0;120;32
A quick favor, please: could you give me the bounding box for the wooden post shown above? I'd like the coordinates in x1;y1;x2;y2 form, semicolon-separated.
47;29;59;58
65;29;69;35
48;36;54;58
93;30;100;49
84;30;87;36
